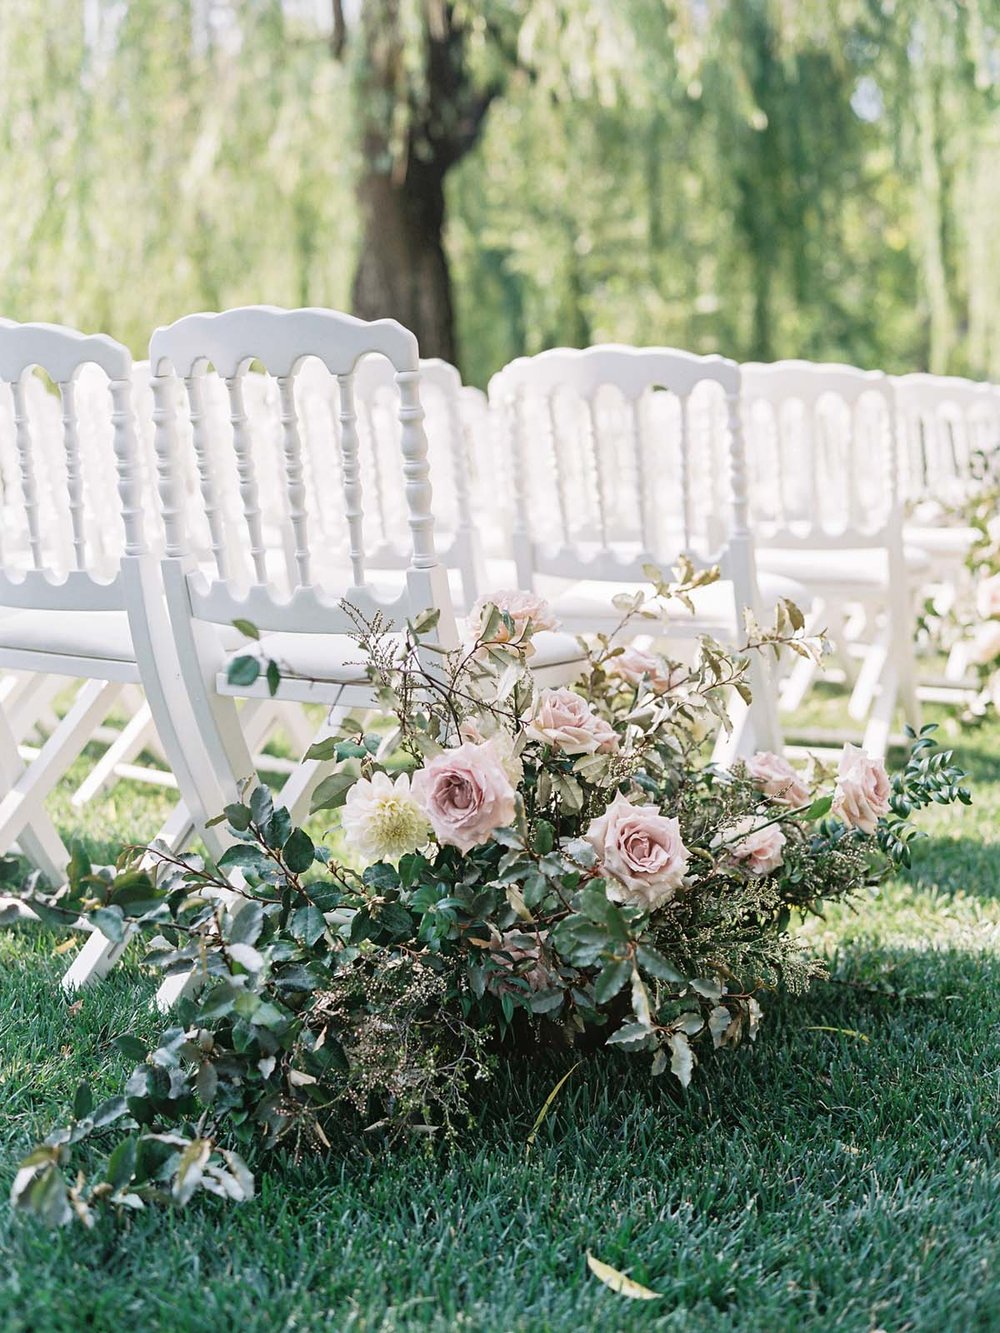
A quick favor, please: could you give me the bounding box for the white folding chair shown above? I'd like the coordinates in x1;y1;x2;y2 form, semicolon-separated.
0;323;232;940
893;373;1000;564
488;344;794;757
67;361;316;808
741;360;924;756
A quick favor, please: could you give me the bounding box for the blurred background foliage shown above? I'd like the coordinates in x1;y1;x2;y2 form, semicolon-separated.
1;0;999;386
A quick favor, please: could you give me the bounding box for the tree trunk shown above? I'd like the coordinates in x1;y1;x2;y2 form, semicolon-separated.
351;156;457;363
346;1;500;365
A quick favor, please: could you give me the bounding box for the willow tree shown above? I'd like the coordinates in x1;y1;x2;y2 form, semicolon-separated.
338;0;652;361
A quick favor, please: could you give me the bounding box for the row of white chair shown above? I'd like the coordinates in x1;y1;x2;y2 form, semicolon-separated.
2;311;995;1001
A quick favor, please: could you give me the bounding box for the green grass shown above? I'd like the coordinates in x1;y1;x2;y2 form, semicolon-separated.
1;703;998;1331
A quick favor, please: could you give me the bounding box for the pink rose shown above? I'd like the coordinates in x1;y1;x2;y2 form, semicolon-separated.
976;573;1000;621
746;751;810;807
524;688;618;756
585;791;689;910
412;739;517;854
725;816;786;875
466;590;558;657
605;646;684;695
832;743;890;834
970;620;1000;666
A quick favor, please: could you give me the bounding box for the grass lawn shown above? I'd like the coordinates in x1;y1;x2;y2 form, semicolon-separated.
1;700;998;1332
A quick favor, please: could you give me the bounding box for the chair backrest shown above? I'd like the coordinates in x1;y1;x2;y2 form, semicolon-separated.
891;372;1000;502
147;305;456;640
489;344;746;589
0;322;142;612
741;360;899;548
294;354;486;607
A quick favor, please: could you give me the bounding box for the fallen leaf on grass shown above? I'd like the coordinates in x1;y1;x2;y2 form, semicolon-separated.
525;1061;580;1153
586;1251;662;1300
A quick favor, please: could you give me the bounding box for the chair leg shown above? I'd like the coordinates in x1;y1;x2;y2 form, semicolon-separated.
848;628;889;723
862;658;897;759
0;679;122;861
71;700;156;807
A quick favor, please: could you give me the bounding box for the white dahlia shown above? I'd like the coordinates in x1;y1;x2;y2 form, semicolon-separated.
340;771;430;865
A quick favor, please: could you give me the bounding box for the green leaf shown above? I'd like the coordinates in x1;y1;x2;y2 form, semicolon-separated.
229;900;264;946
282;828;315;874
231;618;260;640
531;820;555;855
217;845;271;875
223;803;252;831
73;1082;94;1121
92;1096;128;1129
116;1035;148;1062
606;1021;651;1047
249;785;274;829
635;944;686;986
310;772;356;814
90;906;125;944
304;737;340;761
804;795;833;820
227;655;261;687
106;1137;137;1191
266;659;281;698
291;905;326;948
196;1061;219;1106
594;958;631;1004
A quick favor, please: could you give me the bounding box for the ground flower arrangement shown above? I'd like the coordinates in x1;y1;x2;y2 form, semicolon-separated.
6;567;970;1227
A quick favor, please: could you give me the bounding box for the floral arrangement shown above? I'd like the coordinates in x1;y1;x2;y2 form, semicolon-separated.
5;566;969;1227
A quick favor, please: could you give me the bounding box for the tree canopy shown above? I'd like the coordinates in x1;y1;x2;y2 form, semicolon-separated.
1;0;998;384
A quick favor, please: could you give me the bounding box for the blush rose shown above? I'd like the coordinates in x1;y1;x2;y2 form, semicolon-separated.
524;688;618;756
746;751;810;807
605;646;684;695
585;791;689;911
724;816;786;875
832;743;890;834
412;739;517;854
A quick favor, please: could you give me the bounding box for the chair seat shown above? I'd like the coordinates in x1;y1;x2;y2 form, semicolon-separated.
902;524;977;559
218;627;587;702
755;544;931;590
540;571;808;633
0;608;244;670
0;608;135;663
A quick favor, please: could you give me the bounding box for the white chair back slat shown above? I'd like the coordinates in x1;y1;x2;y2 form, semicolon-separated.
627;397;651;553
892;373;1000;502
225;373;269;584
584;397;610;551
10;378;44;570
336;370;367;587
184;373;231;583
57;379;87;570
110;377;144;558
678;392;693;550
151;371;185;558
277;374;311;588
